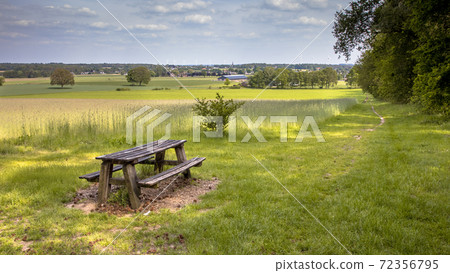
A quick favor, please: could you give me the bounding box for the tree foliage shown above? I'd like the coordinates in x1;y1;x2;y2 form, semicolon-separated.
126;66;151;86
50;68;74;88
0;76;5;86
346;68;359;88
249;67;338;89
333;0;383;61
333;0;449;117
193;93;245;131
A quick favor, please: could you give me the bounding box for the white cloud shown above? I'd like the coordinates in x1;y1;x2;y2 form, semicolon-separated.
266;0;302;11
12;20;35;26
63;4;72;9
45;5;55;9
90;22;109;28
185;14;212;24
133;24;169;30
78;7;96;15
0;32;28;38
153;1;210;13
173;1;209;11
154;5;170;13
292;16;327;26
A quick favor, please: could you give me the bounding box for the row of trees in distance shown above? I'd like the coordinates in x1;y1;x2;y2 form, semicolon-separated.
47;67;152;87
0;63;352;79
248;67;338;89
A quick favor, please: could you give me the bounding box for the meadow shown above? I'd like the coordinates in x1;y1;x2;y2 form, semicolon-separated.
1;75;363;101
0;75;223;96
0;76;448;255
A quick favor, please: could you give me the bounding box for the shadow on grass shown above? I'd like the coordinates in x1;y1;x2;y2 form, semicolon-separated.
47;87;73;89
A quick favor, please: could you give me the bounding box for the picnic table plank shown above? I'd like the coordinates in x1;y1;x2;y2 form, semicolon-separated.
79;156;152;182
123;164;141;209
96;140;186;163
138;157;205;188
154;151;166;173
114;141;183;162
175;143;191;178
98;162;113;204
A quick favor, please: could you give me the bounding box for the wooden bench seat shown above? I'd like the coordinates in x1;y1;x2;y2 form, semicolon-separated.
79;156;153;182
138;157;206;188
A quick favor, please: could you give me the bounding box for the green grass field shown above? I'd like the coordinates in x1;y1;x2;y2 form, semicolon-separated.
1;76;363;101
0;75;223;97
0;76;448;255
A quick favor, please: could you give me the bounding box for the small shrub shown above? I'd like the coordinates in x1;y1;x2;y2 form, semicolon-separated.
108;187;130;207
116;88;130;91
193;93;244;131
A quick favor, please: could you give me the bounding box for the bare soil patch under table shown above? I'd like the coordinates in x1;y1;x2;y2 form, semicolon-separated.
66;177;220;216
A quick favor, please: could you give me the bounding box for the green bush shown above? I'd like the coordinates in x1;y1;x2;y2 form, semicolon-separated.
108;187;130;207
193;93;244;131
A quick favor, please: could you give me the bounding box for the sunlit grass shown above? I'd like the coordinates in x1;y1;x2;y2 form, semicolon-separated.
0;90;448;254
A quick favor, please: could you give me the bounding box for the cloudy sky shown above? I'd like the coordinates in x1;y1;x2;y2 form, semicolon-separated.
0;0;359;64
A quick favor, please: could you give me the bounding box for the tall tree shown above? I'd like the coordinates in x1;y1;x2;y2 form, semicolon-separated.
50;68;74;88
407;0;449;116
321;67;338;88
126;66;151;86
0;76;5;86
333;0;449;116
346;68;359;88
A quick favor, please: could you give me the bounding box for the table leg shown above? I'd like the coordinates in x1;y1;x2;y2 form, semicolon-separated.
123;163;141;209
98;162;113;205
175;144;191;178
154;151;166;173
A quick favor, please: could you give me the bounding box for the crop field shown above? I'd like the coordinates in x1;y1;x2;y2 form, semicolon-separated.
1;76;363;101
0;76;224;97
0;77;448;255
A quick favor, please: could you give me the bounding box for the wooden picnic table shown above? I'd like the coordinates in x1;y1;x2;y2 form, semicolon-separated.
79;139;205;209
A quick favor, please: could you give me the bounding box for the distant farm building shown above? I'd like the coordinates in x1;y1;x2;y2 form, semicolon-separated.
217;75;248;81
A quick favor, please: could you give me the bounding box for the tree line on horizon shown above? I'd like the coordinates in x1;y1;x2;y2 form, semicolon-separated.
248;67;338;89
0;63;352;79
